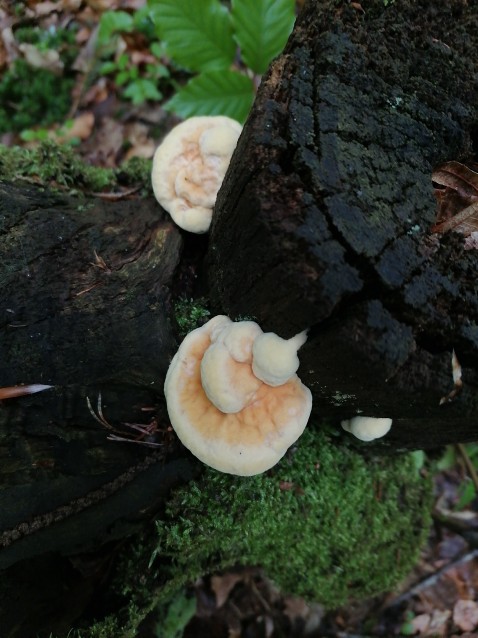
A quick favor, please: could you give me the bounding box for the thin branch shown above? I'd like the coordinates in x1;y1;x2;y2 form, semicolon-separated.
456;443;478;493
386;549;478;608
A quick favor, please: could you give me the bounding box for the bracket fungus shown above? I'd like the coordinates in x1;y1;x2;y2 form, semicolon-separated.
341;416;392;442
151;116;242;234
164;316;312;476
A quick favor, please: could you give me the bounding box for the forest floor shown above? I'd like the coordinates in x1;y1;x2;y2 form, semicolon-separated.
1;2;478;637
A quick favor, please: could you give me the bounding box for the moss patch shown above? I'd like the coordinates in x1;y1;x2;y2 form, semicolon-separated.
72;428;432;636
0;141;153;194
173;296;211;337
155;429;431;605
0;60;74;134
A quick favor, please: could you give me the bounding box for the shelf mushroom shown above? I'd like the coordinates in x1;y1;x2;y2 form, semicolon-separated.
341;416;392;442
151;116;242;234
164;316;312;476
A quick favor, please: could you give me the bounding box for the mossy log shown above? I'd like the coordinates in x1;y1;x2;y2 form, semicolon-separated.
0;180;199;574
1;0;477;632
207;0;478;448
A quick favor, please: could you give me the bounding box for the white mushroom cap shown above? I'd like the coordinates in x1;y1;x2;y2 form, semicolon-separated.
201;320;263;413
341;416;392;442
151;116;242;234
164;316;312;476
252;331;308;386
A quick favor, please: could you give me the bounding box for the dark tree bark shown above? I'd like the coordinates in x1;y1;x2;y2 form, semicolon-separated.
0;181;197;572
207;0;478;448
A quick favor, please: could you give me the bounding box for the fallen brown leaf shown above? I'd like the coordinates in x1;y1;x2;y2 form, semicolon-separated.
412;612;431;634
1;26;18;64
427;609;451;636
80;78;109;107
0;24;9;69
210;573;244;609
453;599;478;632
32;1;60;17
90;116;125;166
56;112;95;143
63;0;83;9
19;42;64;73
432;161;478;236
439;350;463;405
85;0;117;10
123;122;155;160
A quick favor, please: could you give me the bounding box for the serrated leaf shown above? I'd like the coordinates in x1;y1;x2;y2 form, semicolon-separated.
165;70;254;123
231;0;295;75
149;0;235;72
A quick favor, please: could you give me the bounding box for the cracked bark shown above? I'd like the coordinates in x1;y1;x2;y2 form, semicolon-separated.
207;0;478;449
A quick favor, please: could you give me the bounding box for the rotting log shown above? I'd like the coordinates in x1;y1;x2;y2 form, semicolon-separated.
207;0;478;448
2;0;478;630
0;180;198;573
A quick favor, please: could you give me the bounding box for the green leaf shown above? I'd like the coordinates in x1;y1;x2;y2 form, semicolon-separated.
410;450;426;473
133;5;156;38
158;591;197;638
150;41;167;59
231;0;295;74
97;11;134;46
146;62;170;79
436;445;456;471
165;70;254;123
20;128;49;142
124;79;163;104
115;70;131;86
118;53;129;70
456;478;476;510
148;0;235;72
466;442;478;460
99;60;118;75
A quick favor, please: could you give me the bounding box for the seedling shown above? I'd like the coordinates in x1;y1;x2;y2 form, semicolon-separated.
149;0;296;122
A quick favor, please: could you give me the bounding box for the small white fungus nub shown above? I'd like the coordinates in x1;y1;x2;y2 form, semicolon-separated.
151;116;242;233
341;416;392;442
252;331;308;386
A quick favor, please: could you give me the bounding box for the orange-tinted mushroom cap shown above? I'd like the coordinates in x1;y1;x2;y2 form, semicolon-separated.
151;116;242;234
164;316;312;476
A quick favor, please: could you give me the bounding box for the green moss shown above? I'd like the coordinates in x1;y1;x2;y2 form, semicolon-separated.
154;590;197;638
67;615;125;638
117;156;153;188
0;23;79;134
16;24;77;48
0;60;74;134
66;428;432;636
173;297;211;337
0;142;153;194
154;429;432;605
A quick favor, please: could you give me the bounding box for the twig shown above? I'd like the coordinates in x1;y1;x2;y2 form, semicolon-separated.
456;442;478;493
385;549;478;608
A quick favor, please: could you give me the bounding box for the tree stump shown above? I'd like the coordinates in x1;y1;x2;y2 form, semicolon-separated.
207;0;478;448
